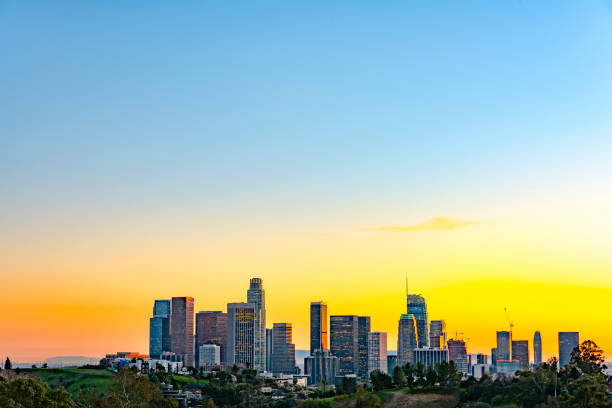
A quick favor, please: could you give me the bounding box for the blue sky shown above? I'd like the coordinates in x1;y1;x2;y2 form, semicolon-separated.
2;0;612;233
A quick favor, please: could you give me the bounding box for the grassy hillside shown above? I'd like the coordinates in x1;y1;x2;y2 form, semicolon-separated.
22;368;115;397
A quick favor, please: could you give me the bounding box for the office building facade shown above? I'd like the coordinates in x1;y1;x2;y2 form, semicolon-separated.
357;316;371;380
304;349;339;385
558;332;579;368
195;311;227;364
397;314;418;366
429;320;447;349
226;302;256;366
367;332;388;375
330;315;360;375
170;297;195;367
153;299;171;317
266;328;273;372
247;278;266;372
413;348;448;367
310;302;328;354
448;339;469;374
149;315;170;359
271;323;296;375
199;344;221;367
496;331;511;361
406;294;429;348
512;340;529;371
387;355;398;376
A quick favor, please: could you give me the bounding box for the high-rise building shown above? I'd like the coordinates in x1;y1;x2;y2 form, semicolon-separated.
413;348;448;367
310;302;328;354
476;353;488;365
357;316;371;381
429;320;447;349
447;339;468;374
266;328;273;372
406;294;429;348
150;299;171;359
304;349;339;385
496;331;511;361
386;355;398;376
199;344;221;367
367;332;388;375
533;331;542;366
247;278;266;372
170;297;195;367
512;340;529;371
195;311;227;364
271;323;296;375
558;332;579;368
330;315;359;375
397;314;418;366
154;299;171;317
491;347;497;367
226;303;256;366
149;315;170;359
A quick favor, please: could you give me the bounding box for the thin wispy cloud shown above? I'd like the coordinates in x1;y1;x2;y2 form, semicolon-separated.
373;216;478;232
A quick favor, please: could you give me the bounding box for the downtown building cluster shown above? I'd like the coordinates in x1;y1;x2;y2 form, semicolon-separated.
145;278;582;386
148;278;299;377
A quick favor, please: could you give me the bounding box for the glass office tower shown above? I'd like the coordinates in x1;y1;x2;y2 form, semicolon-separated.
558;332;579;368
397;314;418;366
406;294;429;348
170;297;195;367
330;315;360;375
533;331;542;366
310;301;328;354
226;302;256;366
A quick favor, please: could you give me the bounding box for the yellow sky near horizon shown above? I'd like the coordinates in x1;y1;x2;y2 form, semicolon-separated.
1;216;611;362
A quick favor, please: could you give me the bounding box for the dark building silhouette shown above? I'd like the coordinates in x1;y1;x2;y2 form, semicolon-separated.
195;311;227;364
397;314;418;366
496;331;511;361
271;323;296;375
266;328;273;372
533;331;542;366
357;316;371;381
558;332;579;368
310;302;328;354
170;297;195;367
447;339;468;374
330;315;359;375
429;320;447;349
512;340;529;370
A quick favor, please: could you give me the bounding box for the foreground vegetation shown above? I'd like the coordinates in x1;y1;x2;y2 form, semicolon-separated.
1;340;609;407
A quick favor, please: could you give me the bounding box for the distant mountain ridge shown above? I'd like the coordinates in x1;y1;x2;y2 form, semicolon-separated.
43;356;101;367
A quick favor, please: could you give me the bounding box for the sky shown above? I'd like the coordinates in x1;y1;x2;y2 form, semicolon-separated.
1;1;612;362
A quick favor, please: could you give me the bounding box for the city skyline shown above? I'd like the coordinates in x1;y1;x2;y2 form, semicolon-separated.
2;1;612;364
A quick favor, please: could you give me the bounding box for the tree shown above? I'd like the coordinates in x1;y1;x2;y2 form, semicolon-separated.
414;363;426;386
4;358;11;370
569;340;607;376
0;376;77;407
337;376;357;394
435;361;461;388
392;365;406;387
425;365;438;386
94;367;178;408
354;387;381;408
560;374;611;408
401;362;415;387
369;370;393;391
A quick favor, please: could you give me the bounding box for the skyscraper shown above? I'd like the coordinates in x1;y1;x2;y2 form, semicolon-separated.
558;332;579;368
195;311;227;364
512;340;529;370
429;320;447;349
153;299;171;317
533;331;542;366
496;331;511;361
367;332;388;375
226;303;256;366
247;278;266;372
271;323;296;375
397;314;418;366
447;339;468;374
357;316;371;381
266;328;273;372
304;349;339;385
170;297;195;367
406;294;429;348
150;299;171;359
310;302;328;354
330;315;359;375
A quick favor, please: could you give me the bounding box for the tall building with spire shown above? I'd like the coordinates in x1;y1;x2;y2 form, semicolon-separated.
533;331;542;366
247;278;266;371
310;302;328;354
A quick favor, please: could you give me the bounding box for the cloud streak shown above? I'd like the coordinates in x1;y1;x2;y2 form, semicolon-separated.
374;216;478;232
